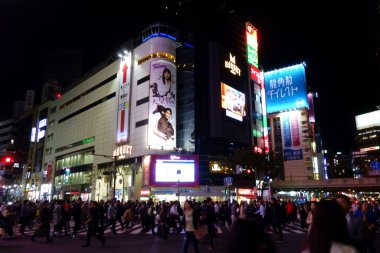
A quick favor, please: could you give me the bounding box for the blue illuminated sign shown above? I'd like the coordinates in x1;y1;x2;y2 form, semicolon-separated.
370;160;380;170
264;63;309;114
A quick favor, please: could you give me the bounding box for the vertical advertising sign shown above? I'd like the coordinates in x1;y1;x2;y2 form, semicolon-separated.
307;93;316;123
261;82;269;153
116;53;132;143
142;156;151;187
246;22;259;67
281;111;303;160
148;60;176;149
264;63;309;114
46;164;52;183
250;65;261;84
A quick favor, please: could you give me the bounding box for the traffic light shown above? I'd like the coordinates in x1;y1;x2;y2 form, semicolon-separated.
2;155;14;164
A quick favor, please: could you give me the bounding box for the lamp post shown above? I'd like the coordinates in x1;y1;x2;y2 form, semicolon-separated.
176;169;181;202
93;152;117;199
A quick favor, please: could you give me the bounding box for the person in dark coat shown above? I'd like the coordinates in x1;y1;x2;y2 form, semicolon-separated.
82;201;105;247
268;197;284;242
223;218;276;253
31;200;53;242
71;197;82;238
205;198;217;250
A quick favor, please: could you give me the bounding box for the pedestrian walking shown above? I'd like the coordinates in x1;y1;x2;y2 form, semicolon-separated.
301;199;358;253
82;201;105;247
182;200;200;253
31;200;53;242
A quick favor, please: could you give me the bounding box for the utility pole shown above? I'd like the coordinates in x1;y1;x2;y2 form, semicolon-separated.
112;156;116;199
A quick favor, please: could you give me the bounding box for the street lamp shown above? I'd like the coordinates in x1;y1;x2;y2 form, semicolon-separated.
93;152;117;199
176;169;181;202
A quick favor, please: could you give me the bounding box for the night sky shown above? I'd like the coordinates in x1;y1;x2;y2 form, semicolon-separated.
0;0;379;154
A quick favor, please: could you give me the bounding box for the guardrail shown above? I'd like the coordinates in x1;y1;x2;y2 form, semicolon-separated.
272;177;380;191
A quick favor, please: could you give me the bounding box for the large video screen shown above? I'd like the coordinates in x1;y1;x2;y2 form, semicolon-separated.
149;155;199;187
221;82;246;121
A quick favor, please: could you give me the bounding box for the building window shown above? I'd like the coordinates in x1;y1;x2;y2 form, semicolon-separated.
47;133;54;142
45;147;52;155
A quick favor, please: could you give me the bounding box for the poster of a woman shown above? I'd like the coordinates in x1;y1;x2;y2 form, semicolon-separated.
148;60;176;148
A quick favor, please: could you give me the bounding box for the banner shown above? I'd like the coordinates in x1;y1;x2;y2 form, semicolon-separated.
116;53;132;143
281;111;303;160
148;60;176;149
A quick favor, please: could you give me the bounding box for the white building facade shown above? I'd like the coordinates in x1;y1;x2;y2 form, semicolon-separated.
25;25;180;201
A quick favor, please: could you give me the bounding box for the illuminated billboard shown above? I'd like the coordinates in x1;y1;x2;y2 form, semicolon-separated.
149;155;199;187
250;65;261;84
281;111;303;160
221;82;246;121
116;52;132;143
307;93;316;123
246;22;259;67
264;63;309;114
355;110;380;130
148;60;177;149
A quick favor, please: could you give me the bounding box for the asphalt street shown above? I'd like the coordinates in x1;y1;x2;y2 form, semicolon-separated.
0;224;379;253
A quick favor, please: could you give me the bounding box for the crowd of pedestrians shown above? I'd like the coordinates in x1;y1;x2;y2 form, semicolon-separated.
0;195;378;252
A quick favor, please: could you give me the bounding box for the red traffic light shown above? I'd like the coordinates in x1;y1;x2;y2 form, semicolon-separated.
2;156;14;164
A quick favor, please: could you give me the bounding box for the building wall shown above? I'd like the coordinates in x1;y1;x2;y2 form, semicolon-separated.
32;35;178;200
51;61;118;161
129;36;177;156
268;109;314;181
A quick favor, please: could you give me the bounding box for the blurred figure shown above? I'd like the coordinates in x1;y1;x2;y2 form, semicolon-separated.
306;201;317;234
223;218;276;253
205;197;217;251
82;201;105;247
0;205;16;237
182;200;200;253
298;203;308;232
268;197;284;242
51;200;63;237
301;199;358;253
71;197;82;238
361;201;377;253
157;202;168;240
19;200;31;235
31;200;53;242
336;194;368;253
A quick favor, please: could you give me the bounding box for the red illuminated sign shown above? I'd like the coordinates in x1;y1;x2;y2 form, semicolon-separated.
140;188;151;196
250;65;260;83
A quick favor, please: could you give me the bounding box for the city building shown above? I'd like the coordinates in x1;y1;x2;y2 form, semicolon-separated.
264;63;323;181
23;3;269;201
0;94;35;202
352;109;380;177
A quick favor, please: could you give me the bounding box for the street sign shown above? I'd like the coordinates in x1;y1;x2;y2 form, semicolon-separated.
224;176;233;186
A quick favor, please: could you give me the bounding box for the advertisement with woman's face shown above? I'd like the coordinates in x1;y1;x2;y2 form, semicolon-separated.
221;82;246;121
148;60;176;149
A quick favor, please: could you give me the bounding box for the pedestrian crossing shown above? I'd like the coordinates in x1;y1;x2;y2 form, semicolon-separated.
7;220;313;238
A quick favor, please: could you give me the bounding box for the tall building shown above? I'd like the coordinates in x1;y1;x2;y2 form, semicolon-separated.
24;4;268;201
264;63;321;181
0;92;35;202
352;109;380;177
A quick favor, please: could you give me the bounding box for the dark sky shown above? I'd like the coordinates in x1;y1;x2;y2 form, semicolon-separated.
0;0;379;154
